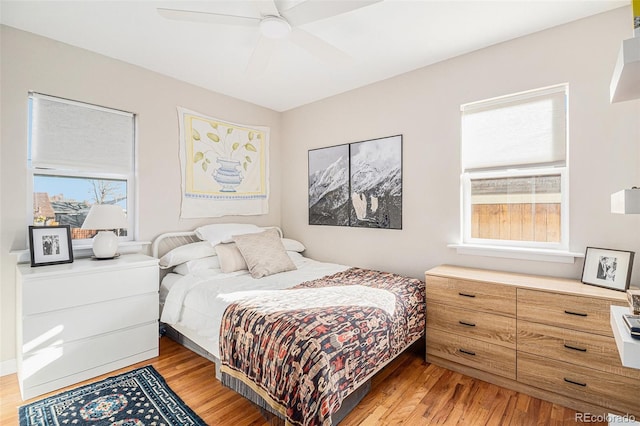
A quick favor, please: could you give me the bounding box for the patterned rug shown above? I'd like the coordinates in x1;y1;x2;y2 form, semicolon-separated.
19;366;206;426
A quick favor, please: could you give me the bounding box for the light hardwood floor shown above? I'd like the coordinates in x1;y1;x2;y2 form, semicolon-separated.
0;336;605;425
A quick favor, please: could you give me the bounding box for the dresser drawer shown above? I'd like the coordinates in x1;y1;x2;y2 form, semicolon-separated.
22;292;158;353
22;265;158;315
426;275;516;317
518;352;640;416
20;322;158;391
427;302;516;348
517;289;615;336
427;328;516;380
517;320;640;380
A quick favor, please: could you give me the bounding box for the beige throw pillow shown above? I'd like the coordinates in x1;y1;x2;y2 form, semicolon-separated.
233;228;296;278
214;243;248;273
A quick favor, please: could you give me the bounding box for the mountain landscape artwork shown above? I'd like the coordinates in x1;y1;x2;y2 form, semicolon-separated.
350;135;402;229
308;144;350;226
308;135;402;229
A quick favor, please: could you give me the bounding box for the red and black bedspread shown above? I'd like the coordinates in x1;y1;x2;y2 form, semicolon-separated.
219;267;426;425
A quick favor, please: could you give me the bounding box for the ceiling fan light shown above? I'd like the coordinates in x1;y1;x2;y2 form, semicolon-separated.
260;16;291;39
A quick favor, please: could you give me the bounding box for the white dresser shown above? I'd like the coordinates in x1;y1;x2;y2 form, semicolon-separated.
16;254;159;400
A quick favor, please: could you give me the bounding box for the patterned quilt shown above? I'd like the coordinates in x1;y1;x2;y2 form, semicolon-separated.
219;267;426;425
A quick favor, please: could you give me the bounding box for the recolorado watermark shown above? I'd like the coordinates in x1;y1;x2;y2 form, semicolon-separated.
576;413;637;423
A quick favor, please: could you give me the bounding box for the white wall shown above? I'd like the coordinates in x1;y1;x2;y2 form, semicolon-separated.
281;7;640;280
0;26;282;366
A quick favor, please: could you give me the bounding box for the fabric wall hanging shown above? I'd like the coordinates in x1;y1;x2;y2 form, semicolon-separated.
178;107;269;218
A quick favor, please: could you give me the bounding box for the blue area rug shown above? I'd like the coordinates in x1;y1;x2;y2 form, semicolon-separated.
19;366;207;426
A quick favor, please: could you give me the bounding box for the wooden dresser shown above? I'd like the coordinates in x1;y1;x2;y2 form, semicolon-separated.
425;265;640;417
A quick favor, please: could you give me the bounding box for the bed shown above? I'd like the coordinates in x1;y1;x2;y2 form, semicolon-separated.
153;224;425;425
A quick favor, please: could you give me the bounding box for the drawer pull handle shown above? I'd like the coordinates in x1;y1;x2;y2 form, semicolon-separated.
564;310;588;317
459;321;476;327
564;378;587;387
458;292;476;298
458;349;476;356
564;344;587;352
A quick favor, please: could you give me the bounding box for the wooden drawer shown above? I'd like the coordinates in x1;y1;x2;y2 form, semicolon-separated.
426;275;516;317
517;320;640;380
518;352;640;416
426;328;516;380
517;289;615;336
427;302;516;348
20;322;158;391
22;265;158;315
22;293;158;353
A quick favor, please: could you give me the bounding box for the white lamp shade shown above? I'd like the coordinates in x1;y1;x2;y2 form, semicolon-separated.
81;204;128;230
611;189;640;214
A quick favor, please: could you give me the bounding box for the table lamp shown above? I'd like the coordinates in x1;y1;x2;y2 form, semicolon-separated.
81;204;128;259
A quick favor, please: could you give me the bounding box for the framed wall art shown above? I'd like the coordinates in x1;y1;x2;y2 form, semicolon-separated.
29;225;74;267
350;135;402;229
308;135;402;229
581;246;634;291
308;144;350;226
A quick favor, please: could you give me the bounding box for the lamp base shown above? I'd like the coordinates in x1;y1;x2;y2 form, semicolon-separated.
92;231;119;259
91;253;121;260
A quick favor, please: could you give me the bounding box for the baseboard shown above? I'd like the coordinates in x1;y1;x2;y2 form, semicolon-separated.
1;358;17;376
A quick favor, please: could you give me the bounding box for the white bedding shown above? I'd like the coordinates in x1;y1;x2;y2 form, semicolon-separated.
160;252;349;359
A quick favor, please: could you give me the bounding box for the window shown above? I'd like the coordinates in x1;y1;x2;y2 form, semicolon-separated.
28;93;135;244
460;84;568;250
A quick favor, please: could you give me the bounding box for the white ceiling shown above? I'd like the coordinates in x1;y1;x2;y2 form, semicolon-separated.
0;0;628;111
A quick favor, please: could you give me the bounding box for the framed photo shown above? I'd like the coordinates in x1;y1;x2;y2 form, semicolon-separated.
29;225;74;267
308;134;403;229
581;247;634;292
308;144;350;226
349;135;402;230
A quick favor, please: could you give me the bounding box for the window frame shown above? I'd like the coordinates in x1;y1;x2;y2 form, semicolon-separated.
27;93;137;248
461;167;569;251
459;84;569;252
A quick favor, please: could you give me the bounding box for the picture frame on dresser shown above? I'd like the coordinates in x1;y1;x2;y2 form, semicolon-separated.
581;246;634;291
28;225;74;267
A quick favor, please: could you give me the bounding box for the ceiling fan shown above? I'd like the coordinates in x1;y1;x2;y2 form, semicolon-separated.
157;0;382;75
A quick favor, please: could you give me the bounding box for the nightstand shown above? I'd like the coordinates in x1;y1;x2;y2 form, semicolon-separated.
16;254;159;400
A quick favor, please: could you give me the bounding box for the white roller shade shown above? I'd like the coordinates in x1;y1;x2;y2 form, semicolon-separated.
461;85;567;171
30;93;134;173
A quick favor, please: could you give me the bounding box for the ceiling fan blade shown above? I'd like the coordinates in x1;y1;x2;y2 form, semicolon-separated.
157;8;259;27
289;27;350;65
246;36;276;77
282;0;382;27
251;0;281;17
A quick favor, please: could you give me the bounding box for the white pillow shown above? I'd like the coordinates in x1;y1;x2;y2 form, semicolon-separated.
159;241;216;269
233;229;296;279
215;243;248;273
195;223;261;246
287;251;307;268
281;238;305;252
173;256;221;275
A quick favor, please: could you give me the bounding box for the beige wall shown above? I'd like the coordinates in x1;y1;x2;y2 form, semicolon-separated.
0;26;282;366
281;7;640;280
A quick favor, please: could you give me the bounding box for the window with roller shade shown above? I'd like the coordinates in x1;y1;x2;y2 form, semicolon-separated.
28;93;135;243
460;84;568;250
